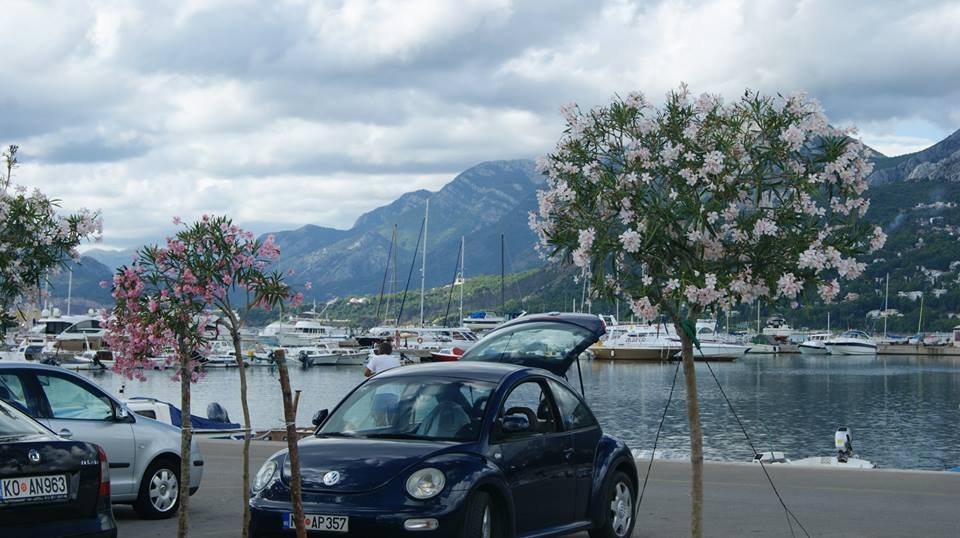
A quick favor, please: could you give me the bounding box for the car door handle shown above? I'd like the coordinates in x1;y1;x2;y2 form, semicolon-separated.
58;428;73;439
563;447;574;459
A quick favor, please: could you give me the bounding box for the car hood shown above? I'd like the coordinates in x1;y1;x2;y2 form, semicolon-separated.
460;312;605;376
286;437;456;493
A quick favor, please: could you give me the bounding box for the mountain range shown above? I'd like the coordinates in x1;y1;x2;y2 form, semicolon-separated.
65;128;960;329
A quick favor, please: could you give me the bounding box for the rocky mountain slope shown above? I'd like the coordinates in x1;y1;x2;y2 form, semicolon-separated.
268;159;545;297
868;128;960;184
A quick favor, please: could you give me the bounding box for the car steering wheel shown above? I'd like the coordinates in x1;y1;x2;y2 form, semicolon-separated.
473;395;489;416
504;406;538;431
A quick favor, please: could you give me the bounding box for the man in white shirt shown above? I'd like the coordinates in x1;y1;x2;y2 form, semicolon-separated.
364;340;401;377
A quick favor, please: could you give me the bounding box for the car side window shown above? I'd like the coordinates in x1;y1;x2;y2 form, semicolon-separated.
548;379;597;431
500;380;557;436
0;374;30;412
37;374;114;420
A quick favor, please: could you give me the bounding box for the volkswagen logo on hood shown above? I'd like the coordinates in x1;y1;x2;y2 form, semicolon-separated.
28;449;41;464
322;471;341;486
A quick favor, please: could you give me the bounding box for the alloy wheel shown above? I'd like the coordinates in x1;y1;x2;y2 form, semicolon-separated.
149;468;179;512
609;481;632;537
481;505;491;538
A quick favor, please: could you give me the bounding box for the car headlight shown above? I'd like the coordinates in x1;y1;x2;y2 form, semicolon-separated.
253;459;278;491
405;467;445;499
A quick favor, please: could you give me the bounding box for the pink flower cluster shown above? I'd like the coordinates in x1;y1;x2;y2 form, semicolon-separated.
105;216;298;381
529;84;880;315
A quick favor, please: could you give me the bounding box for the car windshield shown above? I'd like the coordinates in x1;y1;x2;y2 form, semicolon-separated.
319;376;495;442
460;321;594;363
0;400;48;438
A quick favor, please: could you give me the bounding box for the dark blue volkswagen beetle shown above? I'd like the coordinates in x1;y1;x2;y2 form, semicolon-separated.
249;313;637;538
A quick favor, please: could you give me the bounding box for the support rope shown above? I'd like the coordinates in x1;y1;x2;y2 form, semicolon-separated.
637;356;682;511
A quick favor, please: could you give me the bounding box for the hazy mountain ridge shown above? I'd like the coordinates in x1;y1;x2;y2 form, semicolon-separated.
269;159;545;297
868;128;960;185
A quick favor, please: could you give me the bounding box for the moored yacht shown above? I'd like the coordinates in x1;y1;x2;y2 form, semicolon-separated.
798;333;832;355
258;311;349;347
824;330;878;355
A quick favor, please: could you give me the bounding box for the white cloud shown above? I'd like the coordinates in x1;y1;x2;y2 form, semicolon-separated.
2;0;958;249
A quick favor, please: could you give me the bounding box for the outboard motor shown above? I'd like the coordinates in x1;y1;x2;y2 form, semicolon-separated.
835;427;854;462
207;402;231;424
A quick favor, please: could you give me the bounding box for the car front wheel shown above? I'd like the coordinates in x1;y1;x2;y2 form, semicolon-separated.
133;458;181;519
461;491;501;538
590;470;635;538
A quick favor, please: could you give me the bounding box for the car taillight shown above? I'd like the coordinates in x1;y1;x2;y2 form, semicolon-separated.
96;445;110;499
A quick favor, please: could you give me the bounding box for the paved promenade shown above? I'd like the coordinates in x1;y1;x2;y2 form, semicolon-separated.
115;439;960;537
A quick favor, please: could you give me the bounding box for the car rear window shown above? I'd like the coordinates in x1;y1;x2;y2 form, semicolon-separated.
0;400;48;437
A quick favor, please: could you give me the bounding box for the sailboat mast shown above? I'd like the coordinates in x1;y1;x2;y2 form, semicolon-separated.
917;293;924;334
420;199;429;328
459;236;465;324
388;225;397;323
882;273;890;338
66;269;73;316
500;233;505;313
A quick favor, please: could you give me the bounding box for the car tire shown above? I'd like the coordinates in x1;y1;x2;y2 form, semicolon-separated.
461;491;500;538
589;470;636;538
133;458;181;519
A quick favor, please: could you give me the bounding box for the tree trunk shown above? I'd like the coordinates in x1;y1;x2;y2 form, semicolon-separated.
275;350;306;538
232;331;252;538
177;349;192;538
678;322;704;538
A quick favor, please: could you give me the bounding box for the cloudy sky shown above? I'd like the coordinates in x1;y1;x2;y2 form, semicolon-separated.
3;0;959;251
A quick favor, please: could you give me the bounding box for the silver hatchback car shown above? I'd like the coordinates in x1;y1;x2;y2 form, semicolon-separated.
0;362;203;519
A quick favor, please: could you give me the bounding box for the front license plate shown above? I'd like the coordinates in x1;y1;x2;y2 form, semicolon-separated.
0;474;69;504
284;513;349;533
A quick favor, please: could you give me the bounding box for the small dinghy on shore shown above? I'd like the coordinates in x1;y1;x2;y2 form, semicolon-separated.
124;397;245;439
752;427;876;469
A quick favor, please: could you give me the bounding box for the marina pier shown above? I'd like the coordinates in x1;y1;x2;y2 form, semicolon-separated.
115;439;960;537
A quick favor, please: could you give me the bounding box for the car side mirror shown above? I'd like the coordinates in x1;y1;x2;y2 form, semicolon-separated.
115;405;136;423
500;414;530;434
312;408;329;427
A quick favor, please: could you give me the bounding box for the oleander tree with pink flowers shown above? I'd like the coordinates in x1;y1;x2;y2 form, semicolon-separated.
530;85;885;536
1;145;102;335
104;215;308;538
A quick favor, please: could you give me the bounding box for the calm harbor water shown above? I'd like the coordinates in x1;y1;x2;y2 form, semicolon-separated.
72;354;960;471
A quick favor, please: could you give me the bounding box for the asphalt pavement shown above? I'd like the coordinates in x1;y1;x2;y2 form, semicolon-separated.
114;439;960;537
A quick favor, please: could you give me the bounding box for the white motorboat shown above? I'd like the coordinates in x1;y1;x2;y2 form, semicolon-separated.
798;333;832;355
752;428;875;469
462;311;507;332
672;339;749;360
593;320;712;361
335;348;369;365
824;330;878;355
293;344;342;367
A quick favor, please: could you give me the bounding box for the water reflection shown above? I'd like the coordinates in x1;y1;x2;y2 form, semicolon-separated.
77;355;960;470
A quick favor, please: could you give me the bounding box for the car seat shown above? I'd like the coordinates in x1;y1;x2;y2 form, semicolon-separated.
419;402;470;438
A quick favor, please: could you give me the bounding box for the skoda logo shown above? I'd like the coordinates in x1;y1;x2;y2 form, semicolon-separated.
28;449;41;464
322;471;341;486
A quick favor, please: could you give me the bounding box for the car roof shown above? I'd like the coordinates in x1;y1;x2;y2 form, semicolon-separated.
0;362;82;374
374;361;529;383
